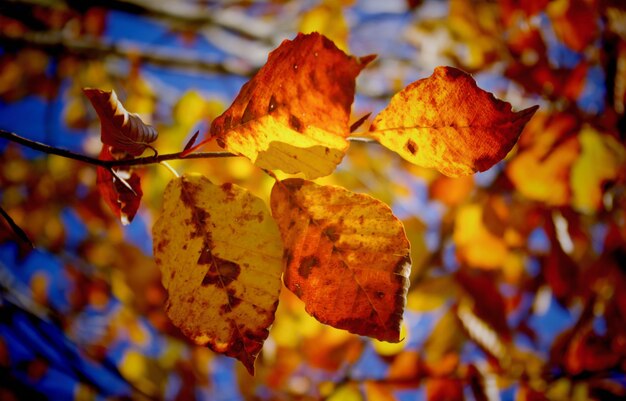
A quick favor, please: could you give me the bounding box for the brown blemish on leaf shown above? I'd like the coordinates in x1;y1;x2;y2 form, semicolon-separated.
293;283;303;298
298;255;319;278
201;270;220;286
284;178;304;191
220;290;243;313
376;291;385;299
241;101;254;125
198;247;241;287
268;95;278;114
156;238;170;253
228;290;242;308
323;226;340;242
405;139;418;155
289;114;304;133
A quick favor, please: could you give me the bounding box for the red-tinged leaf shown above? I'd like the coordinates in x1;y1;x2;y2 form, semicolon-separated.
84;88;157;156
350;112;372;133
456;270;511;342
208;32;374;179
467;364;489;401
270;178;411;342
96;146;142;225
426;378;463;401
548;0;598;52
183;130;200;152
543;239;578;304
370;66;538;177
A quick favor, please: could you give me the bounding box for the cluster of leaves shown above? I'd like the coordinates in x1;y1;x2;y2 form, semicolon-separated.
85;32;536;374
1;1;626;400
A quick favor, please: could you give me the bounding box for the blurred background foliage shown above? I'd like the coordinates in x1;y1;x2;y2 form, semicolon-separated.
1;0;626;400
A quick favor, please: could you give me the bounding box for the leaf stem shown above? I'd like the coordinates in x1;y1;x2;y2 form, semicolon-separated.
159;161;180;178
0;129;235;167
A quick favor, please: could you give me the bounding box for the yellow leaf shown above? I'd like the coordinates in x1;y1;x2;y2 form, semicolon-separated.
506;112;580;205
327;384;363;401
270;178;411;342
407;276;458;312
571;127;625;213
370;66;538;177
299;3;350;52
174;90;208;126
372;322;408;356
152;174;284;374
424;310;463;372
453;204;508;269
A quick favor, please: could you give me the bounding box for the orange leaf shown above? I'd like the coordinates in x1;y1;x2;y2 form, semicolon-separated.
96;146;142;225
270;178;411;342
209;32;374;179
84;88;157;156
506;112;580;205
426;378;463;401
370;66;538;177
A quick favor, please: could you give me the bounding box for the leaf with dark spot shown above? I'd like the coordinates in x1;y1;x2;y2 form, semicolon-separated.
153;174;284;374
270;178;411;342
205;32;374;179
370;66;538;177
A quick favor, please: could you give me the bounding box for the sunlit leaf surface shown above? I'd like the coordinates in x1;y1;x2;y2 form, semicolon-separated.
270;178;411;342
153;174;283;374
370;66;538;177
209;32;373;179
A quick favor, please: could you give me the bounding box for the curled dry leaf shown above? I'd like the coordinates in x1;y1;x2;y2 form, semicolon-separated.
370;66;538;177
152;174;284;374
208;32;374;179
84;88;158;156
96;146;142;225
270;178;411;342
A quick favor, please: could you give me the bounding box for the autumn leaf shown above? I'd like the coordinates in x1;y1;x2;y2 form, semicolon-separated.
506;112;580;205
152;174;284;374
270;178;411;342
84;88;158;156
571;127;625;213
208;32;374;179
370;66;538;177
96;146;142;225
453;203;509;269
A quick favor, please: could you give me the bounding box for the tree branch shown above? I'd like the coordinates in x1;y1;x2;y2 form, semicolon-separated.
0;129;235;167
0;31;254;76
0;206;34;249
0;129;379;170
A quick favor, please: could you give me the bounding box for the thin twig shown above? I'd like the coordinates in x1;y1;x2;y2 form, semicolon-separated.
0;206;34;249
0;129;235;167
1;129;379;169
